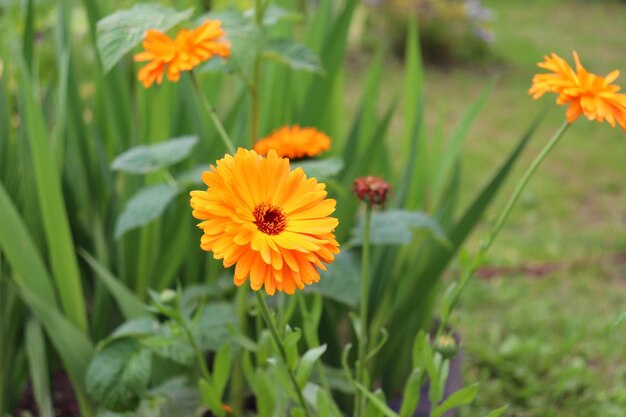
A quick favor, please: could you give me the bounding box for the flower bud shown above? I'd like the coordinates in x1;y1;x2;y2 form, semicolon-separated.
434;334;459;359
352;176;392;207
159;288;177;304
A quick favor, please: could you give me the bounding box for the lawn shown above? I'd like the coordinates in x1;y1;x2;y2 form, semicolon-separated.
351;0;626;415
398;0;626;415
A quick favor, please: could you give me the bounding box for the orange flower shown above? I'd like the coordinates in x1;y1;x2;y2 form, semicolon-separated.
190;149;340;295
134;20;230;88
529;52;626;131
254;125;331;160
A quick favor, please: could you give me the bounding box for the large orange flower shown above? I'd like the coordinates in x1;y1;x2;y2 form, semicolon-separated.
254;125;331;159
134;20;230;88
190;149;340;295
529;52;626;131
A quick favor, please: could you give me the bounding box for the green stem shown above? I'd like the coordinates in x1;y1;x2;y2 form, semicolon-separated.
255;291;310;416
355;204;372;417
189;71;236;154
178;315;212;382
442;120;570;327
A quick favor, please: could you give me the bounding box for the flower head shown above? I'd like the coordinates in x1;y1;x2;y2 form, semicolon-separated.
134;20;230;88
529;51;626;131
353;176;392;208
253;125;331;160
190;149;340;295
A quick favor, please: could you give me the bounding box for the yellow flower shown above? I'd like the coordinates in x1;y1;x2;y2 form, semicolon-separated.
190;149;340;295
134;20;230;88
253;125;331;160
529;51;626;131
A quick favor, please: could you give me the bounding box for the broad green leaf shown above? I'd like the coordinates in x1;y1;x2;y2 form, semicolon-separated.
431;384;479;417
307;251;360;307
201;9;261;73
87;338;152;412
111;317;159;340
296;344;327;387
354;383;399;417
176;164;212;186
111;136;198;174
283;327;302;371
193;302;237;352
80;249;148;320
291;157;343;180
115;183;180;239
351;210;448;246
25;319;54;417
143;324;194;365
263;39;324;74
96;4;194;73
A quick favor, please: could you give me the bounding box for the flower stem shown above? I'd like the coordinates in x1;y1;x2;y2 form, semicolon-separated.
442;120;570;327
255;291;310;416
177;314;211;382
189;71;236;154
355;204;372;417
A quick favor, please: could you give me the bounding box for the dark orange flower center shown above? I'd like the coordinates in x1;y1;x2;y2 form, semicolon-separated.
253;203;287;235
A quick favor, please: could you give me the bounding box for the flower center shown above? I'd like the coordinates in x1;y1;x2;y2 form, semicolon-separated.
253;203;287;235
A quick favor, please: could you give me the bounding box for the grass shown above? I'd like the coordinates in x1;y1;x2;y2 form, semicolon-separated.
348;0;626;415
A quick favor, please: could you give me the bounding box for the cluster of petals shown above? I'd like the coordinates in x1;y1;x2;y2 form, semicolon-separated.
190;149;340;295
353;176;392;208
134;20;230;88
253;125;331;160
529;51;626;131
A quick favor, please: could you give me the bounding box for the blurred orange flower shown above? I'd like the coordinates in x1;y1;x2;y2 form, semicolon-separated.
134;20;230;88
529;51;626;131
254;125;331;159
190;149;340;295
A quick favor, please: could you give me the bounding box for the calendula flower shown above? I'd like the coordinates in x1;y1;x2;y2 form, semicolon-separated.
134;20;230;88
190;149;340;295
253;125;331;160
529;51;626;131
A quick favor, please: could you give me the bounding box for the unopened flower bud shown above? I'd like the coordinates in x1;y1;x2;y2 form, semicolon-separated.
159;289;176;304
434;334;459;359
352;176;392;207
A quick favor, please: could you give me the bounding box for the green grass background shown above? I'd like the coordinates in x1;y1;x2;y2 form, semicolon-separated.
353;0;625;415
352;0;626;415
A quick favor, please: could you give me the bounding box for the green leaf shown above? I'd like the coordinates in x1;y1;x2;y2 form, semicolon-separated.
200;9;261;73
25;319;54;417
431;384;480;417
252;4;301;26
307;251;360;307
87;338;152;412
115;183;180;239
364;388;387;417
198;378;223;415
291;157;343;180
485;405;509;417
111;136;198;174
193;302;238;352
351;210;448;246
398;368;424;417
96;4;194;73
263;39;324;74
212;343;232;399
16;49;87;332
79;249;148;320
176;164;212;186
354;383;399;417
297;344;327;387
612;307;626;329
